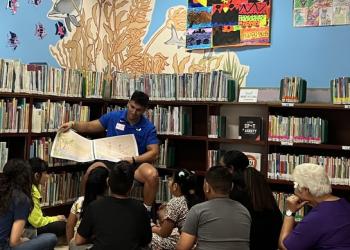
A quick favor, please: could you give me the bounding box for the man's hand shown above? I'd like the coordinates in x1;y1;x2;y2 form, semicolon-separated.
59;121;74;132
286;195;308;213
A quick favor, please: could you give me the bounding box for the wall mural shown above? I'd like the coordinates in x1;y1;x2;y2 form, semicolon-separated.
48;0;249;87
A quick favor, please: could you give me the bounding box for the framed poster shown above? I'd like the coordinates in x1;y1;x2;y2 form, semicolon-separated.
186;0;272;50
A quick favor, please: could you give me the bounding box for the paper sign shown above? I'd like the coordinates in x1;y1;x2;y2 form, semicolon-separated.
238;88;259;103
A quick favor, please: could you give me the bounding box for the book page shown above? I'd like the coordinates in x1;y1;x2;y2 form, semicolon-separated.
93;134;139;162
51;130;94;162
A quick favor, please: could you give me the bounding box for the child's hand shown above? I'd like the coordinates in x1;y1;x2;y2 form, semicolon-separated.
56;215;67;221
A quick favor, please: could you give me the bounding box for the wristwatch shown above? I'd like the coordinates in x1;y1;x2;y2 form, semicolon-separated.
285;209;296;217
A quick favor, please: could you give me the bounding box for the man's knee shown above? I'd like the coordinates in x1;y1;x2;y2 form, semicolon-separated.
140;163;159;184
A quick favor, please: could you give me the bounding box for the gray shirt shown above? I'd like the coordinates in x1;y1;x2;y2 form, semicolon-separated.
182;197;251;250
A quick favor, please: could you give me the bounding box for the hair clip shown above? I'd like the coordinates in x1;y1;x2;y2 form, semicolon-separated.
293;181;299;189
178;171;185;177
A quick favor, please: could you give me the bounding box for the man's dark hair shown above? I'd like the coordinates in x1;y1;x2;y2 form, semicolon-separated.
130;91;149;107
108;161;134;195
205;166;233;195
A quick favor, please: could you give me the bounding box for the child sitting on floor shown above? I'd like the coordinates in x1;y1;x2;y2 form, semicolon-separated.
66;162;109;249
28;157;66;238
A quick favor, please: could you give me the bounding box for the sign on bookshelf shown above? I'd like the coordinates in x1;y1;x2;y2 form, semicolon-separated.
238;88;258;103
239;116;262;141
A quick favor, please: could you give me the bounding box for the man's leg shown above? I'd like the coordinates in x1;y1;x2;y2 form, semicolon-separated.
134;163;159;206
12;233;57;250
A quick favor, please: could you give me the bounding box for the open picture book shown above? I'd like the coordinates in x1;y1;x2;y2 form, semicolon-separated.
50;130;139;162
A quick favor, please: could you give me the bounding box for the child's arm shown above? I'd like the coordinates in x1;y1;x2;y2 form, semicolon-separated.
28;185;64;228
9;219;26;247
66;212;78;242
152;219;175;238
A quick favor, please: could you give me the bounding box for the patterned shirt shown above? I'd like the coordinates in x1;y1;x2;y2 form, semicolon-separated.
165;195;188;232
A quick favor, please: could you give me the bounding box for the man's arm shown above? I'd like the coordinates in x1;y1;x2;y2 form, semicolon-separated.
136;144;159;163
176;232;197;250
60;120;105;134
126;144;159;164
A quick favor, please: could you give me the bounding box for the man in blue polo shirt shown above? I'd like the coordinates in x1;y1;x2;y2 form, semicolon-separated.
60;91;159;213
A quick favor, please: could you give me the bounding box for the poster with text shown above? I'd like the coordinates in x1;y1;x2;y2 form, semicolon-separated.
293;0;350;27
186;0;271;50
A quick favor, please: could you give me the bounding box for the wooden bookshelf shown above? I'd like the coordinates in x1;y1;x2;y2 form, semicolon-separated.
2;90;350;207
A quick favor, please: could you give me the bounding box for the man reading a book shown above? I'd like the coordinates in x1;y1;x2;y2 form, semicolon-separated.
60;91;159;214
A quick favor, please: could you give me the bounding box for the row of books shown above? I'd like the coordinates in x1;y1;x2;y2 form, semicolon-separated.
1;58;237;101
331;77;350;104
208;150;261;171
40;171;83;207
208;115;226;138
32;101;90;133
129;176;172;203
268;153;350;185
0;142;8;172
109;71;237;101
268;115;328;144
0;59;107;98
146;106;192;135
156;139;175;168
273;192;305;221
279;76;307;103
0;98;29;133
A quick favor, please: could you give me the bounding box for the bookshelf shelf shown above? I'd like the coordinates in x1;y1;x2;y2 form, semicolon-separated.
158;134;208;141
41;200;75;210
208;138;266;146
0;133;29;137
267;178;350;191
268;141;346;151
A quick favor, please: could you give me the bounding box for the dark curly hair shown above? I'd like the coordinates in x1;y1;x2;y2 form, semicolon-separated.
0;159;33;216
172;169;200;209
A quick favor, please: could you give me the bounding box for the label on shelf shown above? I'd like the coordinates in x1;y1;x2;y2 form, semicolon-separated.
342;145;350;150
281;141;293;146
344;105;350;109
282;103;295;107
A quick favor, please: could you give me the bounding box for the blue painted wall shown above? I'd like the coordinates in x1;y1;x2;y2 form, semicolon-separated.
0;0;59;67
1;0;350;87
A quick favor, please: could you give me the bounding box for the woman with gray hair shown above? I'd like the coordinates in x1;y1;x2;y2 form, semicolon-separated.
279;163;350;250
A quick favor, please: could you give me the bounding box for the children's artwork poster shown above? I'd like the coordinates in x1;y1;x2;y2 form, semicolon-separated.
293;0;350;27
186;0;272;50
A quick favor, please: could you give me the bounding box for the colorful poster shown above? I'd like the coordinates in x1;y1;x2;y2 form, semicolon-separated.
293;0;350;27
186;0;271;50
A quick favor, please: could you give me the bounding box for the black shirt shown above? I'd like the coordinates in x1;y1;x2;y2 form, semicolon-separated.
250;209;282;250
77;196;151;250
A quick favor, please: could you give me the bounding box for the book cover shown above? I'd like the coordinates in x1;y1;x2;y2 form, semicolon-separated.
239;116;262;141
243;152;261;171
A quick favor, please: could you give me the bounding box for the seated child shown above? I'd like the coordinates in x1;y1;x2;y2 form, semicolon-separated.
151;169;200;250
151;203;180;250
27;157;66;237
75;161;152;250
66;162;109;249
0;159;57;250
